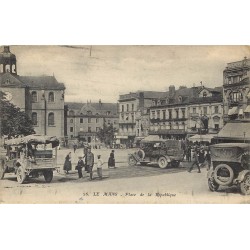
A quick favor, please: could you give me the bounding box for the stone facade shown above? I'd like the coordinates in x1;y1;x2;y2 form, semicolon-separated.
223;57;250;121
0;46;65;139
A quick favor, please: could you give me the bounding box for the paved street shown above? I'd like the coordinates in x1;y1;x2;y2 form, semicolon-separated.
0;148;250;204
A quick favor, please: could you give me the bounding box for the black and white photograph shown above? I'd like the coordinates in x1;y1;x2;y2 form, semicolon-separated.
0;45;249;204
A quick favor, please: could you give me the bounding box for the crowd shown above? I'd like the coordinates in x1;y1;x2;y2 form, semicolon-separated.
63;146;117;181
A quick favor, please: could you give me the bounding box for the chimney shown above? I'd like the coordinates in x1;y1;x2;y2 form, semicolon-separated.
169;85;175;98
138;92;144;108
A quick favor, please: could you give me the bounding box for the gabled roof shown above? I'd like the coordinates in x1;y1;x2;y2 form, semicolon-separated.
0;72;27;88
19;75;65;90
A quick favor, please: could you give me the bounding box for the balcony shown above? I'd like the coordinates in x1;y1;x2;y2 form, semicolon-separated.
150;118;187;123
118;132;136;136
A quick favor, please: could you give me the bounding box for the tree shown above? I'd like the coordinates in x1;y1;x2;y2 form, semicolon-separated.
0;91;35;138
96;123;116;146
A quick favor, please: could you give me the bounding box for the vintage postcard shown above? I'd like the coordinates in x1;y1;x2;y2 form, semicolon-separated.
0;45;250;204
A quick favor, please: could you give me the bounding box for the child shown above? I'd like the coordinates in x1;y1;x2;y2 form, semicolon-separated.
97;155;104;179
76;156;84;178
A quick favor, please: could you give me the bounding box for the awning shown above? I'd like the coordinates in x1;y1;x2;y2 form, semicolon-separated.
115;135;128;139
228;106;238;116
244;105;250;113
217;121;250;140
188;134;215;143
238;108;243;115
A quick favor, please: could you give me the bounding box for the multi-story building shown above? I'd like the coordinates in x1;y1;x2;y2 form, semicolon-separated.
223;57;250;121
0;46;65;139
65;100;119;145
149;85;223;139
118;91;165;146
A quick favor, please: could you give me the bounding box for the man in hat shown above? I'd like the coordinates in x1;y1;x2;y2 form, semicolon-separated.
188;148;201;173
86;147;94;180
76;156;84;178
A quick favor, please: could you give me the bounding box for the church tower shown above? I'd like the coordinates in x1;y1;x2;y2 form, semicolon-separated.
0;46;17;74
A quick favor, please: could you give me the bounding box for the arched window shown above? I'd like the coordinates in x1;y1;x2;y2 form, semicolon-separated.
31;91;37;102
48;113;55;126
48;92;55;102
69;110;74;116
70;119;73;123
32;112;38;125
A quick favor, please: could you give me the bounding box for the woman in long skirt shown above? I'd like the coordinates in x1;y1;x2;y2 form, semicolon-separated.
63;152;72;174
108;150;116;168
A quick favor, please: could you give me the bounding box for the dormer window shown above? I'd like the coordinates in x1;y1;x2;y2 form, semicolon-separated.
106;111;111;115
178;96;182;102
157;100;161;106
203;91;207;97
87;110;92;115
166;98;169;104
69;110;75;116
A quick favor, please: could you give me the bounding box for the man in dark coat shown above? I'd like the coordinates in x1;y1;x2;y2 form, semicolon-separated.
86;147;94;180
188;149;201;173
108;150;116;168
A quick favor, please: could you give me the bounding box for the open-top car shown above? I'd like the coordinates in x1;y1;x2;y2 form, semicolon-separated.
128;137;184;168
207;143;250;195
0;135;59;184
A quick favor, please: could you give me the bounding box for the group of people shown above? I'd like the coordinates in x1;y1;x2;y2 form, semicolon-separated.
63;148;116;180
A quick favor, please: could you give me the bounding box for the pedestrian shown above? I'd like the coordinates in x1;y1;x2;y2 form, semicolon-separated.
188;149;201;173
76;156;84;178
86;147;94;180
108;149;116;168
198;149;206;168
96;155;104;179
73;144;77;153
83;145;88;171
63;152;72;174
205;149;211;170
187;146;192;162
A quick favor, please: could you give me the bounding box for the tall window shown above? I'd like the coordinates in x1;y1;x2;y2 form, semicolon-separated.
31;91;37;102
88;127;91;132
121;105;124;112
96;118;99;123
162;110;166;120
182;109;185;118
193;107;196;113
48;92;55;102
152;111;155;119
31;112;38;125
127;104;129;111
132;104;134;111
214;106;218;113
48;113;55;126
176;109;179;119
157;110;160;119
203;107;207;115
80;118;83;123
88;118;91;123
70;127;73;132
169;110;172;120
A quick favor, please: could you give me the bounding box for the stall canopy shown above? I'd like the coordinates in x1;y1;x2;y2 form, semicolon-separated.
188;134;215;143
244;105;250;113
217;121;250;140
228;106;238;116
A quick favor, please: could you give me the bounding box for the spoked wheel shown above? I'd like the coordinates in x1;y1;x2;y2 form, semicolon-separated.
16;166;26;184
0;159;6;179
128;156;137;166
44;170;53;183
208;178;219;192
240;173;250;195
158;157;168;169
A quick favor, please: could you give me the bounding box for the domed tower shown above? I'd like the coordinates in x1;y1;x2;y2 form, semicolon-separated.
0;46;17;74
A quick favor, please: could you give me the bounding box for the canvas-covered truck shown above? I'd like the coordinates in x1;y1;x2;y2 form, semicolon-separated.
128;137;184;168
0;135;59;184
207;143;250;195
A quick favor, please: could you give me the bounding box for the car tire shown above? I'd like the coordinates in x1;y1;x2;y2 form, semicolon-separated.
44;170;53;183
158;156;168;169
16;166;26;184
208;178;219;192
240;173;250;195
128;155;137;166
0;159;6;179
214;164;234;186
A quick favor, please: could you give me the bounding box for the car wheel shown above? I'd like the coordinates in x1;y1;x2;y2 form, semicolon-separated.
128;156;137;166
0;159;6;179
240;173;250;195
44;170;53;183
208;178;219;192
214;164;234;186
158;157;168;169
16;166;26;184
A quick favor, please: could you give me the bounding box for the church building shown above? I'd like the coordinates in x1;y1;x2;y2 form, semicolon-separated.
0;46;65;139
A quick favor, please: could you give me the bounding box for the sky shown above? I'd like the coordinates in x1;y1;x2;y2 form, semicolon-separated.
8;45;250;103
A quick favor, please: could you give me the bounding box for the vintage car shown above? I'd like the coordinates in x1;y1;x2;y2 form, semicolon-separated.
207;143;250;195
128;138;184;168
0;135;59;184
